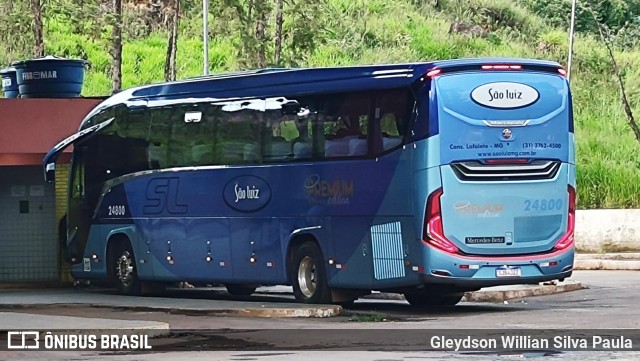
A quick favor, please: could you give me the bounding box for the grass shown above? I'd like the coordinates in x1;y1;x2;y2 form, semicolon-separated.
2;0;640;208
347;312;388;322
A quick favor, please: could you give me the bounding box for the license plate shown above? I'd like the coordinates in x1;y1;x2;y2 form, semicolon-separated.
496;266;521;277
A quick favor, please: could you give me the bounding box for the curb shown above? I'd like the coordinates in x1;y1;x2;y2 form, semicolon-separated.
574;259;640;270
576;253;640;260
0;302;342;319
462;281;584;302
575;252;640;270
364;281;584;303
226;306;342;318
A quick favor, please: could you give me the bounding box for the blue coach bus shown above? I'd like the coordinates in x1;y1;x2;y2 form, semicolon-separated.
44;58;575;306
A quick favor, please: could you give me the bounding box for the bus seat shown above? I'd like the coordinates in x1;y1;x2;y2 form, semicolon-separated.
349;138;367;156
293;141;312;159
220;141;246;163
267;141;291;161
383;136;402;150
192;144;215;165
243;143;259;162
147;144;167;168
342;135;361;142
325;139;349;157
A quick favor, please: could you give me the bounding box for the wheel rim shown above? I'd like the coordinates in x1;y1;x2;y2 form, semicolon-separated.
297;256;317;298
116;250;134;288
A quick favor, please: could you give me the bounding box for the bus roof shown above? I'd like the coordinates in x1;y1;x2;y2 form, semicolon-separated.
430;57;562;69
81;58;563;126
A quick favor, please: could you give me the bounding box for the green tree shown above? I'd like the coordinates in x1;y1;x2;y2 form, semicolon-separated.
223;0;325;68
0;0;35;64
281;0;325;67
274;0;283;65
165;0;180;81
31;0;45;56
111;0;123;92
519;0;640;47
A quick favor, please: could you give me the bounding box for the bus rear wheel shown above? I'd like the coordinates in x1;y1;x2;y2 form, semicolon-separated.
225;284;257;296
403;288;464;308
291;242;331;304
112;242;141;296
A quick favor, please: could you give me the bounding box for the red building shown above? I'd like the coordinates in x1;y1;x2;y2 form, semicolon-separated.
0;98;102;282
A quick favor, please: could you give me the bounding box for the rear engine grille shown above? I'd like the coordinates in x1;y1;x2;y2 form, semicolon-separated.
451;160;560;181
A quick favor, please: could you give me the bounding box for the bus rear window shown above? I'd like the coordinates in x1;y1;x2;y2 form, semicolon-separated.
435;72;565;120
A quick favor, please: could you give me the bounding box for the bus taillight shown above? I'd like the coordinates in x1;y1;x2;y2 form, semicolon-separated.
481;64;522;70
485;158;529;165
426;69;442;78
554;185;576;251
423;188;459;254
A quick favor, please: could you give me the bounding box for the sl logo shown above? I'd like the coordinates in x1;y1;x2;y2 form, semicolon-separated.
144;177;188;215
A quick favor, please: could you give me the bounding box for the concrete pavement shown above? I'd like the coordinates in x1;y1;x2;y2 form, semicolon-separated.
3;270;638;361
0;312;170;335
0;287;340;332
0;278;585;332
0;277;588;317
354;279;584;303
3;255;633;332
360;252;640;302
0;288;342;318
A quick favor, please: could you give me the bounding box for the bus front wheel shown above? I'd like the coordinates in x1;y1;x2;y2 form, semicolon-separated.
403;288;464;308
291;242;331;304
112;242;141;296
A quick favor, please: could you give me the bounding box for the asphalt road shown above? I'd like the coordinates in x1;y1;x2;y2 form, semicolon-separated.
1;270;639;360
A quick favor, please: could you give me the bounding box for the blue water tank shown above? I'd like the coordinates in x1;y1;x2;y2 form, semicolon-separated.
0;67;19;98
12;56;86;98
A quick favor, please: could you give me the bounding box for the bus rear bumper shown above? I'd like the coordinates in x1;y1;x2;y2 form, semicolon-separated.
420;246;575;289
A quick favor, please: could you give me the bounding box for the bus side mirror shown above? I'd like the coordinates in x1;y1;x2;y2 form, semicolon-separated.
45;162;56;183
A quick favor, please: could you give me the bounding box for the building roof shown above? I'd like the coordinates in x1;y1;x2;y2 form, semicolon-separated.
0;98;102;166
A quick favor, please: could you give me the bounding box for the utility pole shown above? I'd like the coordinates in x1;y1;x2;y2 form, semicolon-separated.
567;0;577;81
203;0;209;75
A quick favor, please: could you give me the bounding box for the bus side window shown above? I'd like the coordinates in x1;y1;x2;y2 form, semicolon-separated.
346;114;369;157
321;92;369;158
374;88;413;153
191;107;217;166
217;104;262;165
70;150;85;198
148;108;172;169
292;115;315;160
380;113;402;150
167;112;189;167
264;111;299;162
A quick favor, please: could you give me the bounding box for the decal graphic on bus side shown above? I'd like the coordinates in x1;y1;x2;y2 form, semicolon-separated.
471;82;539;109
223;175;272;212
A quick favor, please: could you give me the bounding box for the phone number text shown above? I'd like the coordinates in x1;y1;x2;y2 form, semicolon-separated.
522;142;562;149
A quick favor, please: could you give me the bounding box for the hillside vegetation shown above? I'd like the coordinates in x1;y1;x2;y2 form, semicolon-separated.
2;0;640;209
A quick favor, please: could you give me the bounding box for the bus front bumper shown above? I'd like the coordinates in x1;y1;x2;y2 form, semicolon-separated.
420;245;575;288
